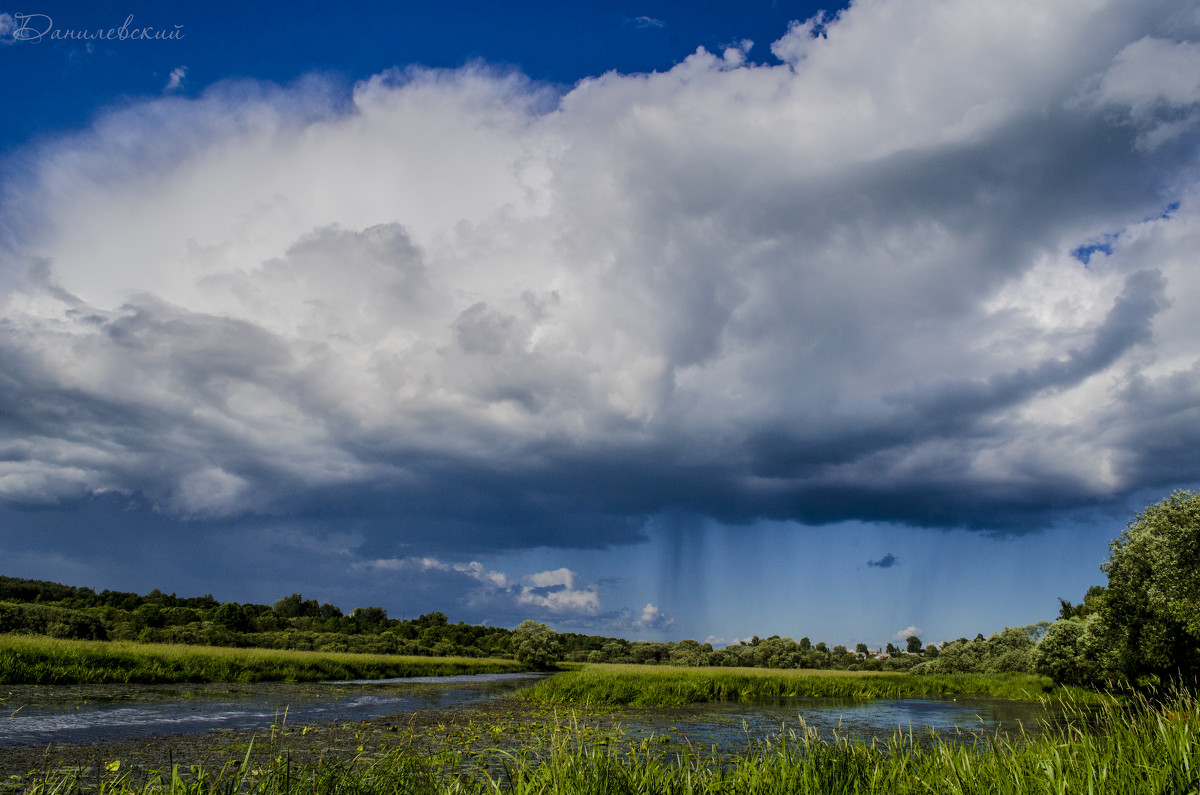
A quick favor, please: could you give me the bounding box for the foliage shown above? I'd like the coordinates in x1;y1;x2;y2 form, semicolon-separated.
1035;490;1200;689
522;663;1100;706
911;623;1049;676
511;620;563;670
0;601;107;640
1100;489;1200;685
0;575;516;660
0;634;526;685
1;572;1051;678
1031;614;1115;687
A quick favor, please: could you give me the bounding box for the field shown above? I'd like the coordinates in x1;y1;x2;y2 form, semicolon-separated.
0;634;526;685
524;663;1110;705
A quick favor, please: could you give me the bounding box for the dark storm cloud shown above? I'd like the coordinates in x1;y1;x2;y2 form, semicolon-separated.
1;0;1199;558
867;554;897;569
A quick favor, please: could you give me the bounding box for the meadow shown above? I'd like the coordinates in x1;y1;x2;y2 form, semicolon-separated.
523;663;1111;705
0;634;526;685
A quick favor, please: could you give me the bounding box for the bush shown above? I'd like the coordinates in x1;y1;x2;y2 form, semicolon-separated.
0;601;108;640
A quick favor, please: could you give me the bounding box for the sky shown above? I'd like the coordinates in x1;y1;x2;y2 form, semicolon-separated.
1;0;1199;651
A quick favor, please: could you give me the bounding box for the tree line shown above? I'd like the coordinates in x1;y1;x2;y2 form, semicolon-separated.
0;576;933;670
3;489;1197;688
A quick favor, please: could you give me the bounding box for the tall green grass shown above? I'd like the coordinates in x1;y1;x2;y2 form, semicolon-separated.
19;689;1196;794
523;663;1108;705
0;633;526;684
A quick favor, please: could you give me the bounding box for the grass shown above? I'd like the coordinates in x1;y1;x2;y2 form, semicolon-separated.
0;633;527;685
521;663;1110;706
14;688;1196;794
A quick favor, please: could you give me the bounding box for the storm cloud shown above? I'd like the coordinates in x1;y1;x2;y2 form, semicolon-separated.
2;0;1199;561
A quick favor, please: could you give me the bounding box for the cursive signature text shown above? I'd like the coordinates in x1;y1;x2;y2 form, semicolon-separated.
11;13;183;43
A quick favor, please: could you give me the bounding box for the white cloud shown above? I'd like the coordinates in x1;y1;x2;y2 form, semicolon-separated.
1;0;1198;548
359;557;603;620
893;626;923;642
634;603;672;630
165;66;187;93
628;16;664;30
517;567;602;615
1089;36;1200;149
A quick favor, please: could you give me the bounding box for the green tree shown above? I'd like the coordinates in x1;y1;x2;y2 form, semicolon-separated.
906;635;922;654
855;642;869;655
351;606;389;632
1031;614;1113;686
273;593;305;619
1058;585;1107;620
669;639;713;667
1099;490;1200;684
512;620;563;670
213;601;250;632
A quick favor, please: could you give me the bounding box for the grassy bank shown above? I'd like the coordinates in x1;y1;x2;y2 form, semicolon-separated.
523;663;1108;705
0;633;526;685
18;690;1195;794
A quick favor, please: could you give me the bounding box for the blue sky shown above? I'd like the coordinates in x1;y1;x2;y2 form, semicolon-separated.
2;0;1199;650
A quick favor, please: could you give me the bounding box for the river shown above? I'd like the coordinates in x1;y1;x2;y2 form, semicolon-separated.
1;673;1065;751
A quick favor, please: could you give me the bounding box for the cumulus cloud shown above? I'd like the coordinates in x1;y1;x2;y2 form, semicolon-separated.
893;626;922;642
358;557;605;623
2;0;1199;556
867;553;897;569
633;603;673;630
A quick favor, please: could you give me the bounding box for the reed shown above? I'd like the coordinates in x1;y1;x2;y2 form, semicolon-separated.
521;663;1108;705
0;633;526;685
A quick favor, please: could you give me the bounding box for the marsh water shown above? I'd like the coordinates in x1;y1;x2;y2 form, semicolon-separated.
0;674;545;746
1;674;1064;751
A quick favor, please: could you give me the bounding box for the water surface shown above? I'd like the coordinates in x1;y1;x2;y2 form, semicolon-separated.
1;675;1062;750
1;674;544;746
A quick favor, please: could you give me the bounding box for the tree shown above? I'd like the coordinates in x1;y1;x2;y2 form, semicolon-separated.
1058;585;1107;621
670;639;713;667
273;593;304;619
512;620;563;670
351;606;389;632
855;642;869;656
1031;615;1113;686
906;635;922;654
213;601;250;632
1099;490;1200;684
